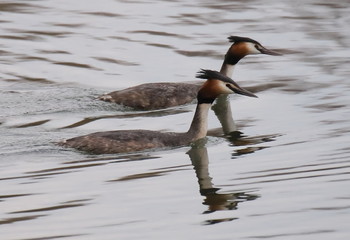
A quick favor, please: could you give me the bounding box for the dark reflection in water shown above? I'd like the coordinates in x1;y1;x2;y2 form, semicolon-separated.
10;200;89;214
11;119;50;128
226;131;280;157
0;214;46;225
188;139;259;224
0;2;46;13
104;138;260;225
109;162;189;182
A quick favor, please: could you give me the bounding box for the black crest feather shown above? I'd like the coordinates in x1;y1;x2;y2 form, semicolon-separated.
228;36;260;45
196;69;233;83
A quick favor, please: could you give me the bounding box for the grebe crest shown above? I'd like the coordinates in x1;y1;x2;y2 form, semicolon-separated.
61;70;257;154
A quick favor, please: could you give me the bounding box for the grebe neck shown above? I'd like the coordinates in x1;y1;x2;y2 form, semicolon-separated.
186;103;211;141
220;63;235;78
220;49;247;77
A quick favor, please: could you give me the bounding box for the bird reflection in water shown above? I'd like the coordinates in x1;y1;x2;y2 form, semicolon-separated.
226;131;280;158
187;139;259;225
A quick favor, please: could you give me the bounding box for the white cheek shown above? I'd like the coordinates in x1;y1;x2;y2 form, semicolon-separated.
246;42;260;54
219;82;234;94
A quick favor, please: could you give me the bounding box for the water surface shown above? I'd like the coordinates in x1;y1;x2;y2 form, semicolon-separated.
1;0;350;239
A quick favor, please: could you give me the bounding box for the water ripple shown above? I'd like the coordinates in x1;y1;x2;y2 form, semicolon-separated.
0;214;46;225
0;2;47;13
1;0;350;239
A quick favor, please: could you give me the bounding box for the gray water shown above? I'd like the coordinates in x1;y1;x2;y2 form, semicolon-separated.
1;0;350;239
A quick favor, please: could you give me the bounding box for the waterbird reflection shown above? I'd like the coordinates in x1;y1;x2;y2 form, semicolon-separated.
226;131;281;158
212;81;288;135
187;139;259;224
105;136;260;225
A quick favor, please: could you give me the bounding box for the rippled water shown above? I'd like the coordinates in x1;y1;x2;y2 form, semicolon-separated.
1;0;350;239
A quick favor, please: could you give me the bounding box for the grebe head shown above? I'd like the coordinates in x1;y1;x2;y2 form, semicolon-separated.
220;36;281;76
196;69;257;104
228;36;282;56
227;36;282;57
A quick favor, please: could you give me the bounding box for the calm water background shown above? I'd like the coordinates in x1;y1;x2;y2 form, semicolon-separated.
1;0;350;239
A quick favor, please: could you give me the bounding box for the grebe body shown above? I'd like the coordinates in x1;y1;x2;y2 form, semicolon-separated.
100;82;201;110
99;36;280;110
61;70;257;154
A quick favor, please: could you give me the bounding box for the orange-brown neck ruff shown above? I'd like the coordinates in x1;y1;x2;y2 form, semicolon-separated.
197;80;223;104
224;42;250;65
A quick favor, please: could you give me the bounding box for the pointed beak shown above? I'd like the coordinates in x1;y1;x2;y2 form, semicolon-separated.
227;82;258;98
259;46;283;56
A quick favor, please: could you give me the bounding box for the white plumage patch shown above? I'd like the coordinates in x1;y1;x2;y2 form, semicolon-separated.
245;42;260;55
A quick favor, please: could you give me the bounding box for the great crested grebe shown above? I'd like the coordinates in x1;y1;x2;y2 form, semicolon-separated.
60;69;257;154
99;36;280;110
